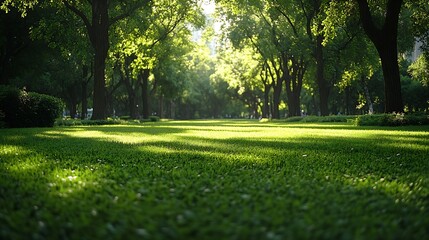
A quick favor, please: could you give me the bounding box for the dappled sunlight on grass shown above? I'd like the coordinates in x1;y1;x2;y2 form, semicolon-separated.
37;127;178;144
1;120;428;239
0;145;30;156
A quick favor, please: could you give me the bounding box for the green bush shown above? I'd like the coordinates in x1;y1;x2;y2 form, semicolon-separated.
149;115;160;122
55;119;83;126
55;118;124;126
284;116;304;122
285;115;355;123
355;113;429;126
81;119;123;125
0;86;64;128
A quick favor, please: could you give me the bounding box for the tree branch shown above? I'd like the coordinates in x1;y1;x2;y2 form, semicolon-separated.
275;7;298;37
109;1;150;27
63;0;93;43
299;0;313;40
356;0;380;45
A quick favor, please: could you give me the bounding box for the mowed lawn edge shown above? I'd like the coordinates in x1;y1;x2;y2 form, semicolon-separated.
1;120;428;239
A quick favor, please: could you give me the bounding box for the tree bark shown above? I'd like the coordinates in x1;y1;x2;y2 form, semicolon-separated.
81;64;91;120
158;95;164;118
261;63;271;118
67;87;78;118
361;75;374;114
81;80;88;119
89;0;109;120
272;78;282;119
139;69;151;119
263;84;271;118
122;68;139;119
170;100;175;119
284;56;306;117
356;0;404;113
315;32;329;116
268;59;283;119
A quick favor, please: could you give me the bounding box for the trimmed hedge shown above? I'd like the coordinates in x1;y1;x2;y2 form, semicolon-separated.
0;86;64;128
55;118;124;126
355;113;429;126
284;115;356;123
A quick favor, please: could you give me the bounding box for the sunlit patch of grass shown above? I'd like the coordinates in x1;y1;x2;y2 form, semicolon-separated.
1;120;428;239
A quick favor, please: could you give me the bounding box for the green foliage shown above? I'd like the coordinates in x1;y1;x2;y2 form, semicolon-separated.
283;116;304;122
24;92;64;127
285;115;356;123
0;86;64;128
1;120;429;239
408;55;429;87
55;119;124;126
0;0;38;16
149;115;160;122
356;113;429;126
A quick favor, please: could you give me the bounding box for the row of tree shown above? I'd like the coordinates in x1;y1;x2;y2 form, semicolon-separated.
214;0;429;118
1;0;428;120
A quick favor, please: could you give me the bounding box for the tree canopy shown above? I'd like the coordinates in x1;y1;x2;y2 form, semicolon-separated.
1;0;428;119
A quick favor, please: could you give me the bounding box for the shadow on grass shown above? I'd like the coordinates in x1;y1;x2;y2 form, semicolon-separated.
0;123;428;239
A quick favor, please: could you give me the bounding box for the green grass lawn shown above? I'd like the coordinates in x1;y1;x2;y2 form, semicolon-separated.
1;120;428;239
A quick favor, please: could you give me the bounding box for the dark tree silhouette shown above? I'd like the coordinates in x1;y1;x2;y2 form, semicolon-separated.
356;0;404;113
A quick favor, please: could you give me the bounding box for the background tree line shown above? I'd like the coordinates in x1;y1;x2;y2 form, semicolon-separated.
1;0;428;120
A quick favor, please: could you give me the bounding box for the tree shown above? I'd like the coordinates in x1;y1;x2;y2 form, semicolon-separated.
355;0;404;113
30;5;94;119
111;0;203;119
408;55;429;87
2;0;153;119
218;0;311;118
61;1;152;119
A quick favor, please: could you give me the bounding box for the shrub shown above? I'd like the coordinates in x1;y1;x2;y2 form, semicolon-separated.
149;115;160;122
355;113;429;126
0;86;64;128
55;119;83;127
81;119;123;125
285;115;355;123
24;92;64;127
284;116;304;122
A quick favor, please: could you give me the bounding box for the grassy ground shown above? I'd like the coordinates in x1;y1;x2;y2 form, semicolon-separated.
1;120;428;239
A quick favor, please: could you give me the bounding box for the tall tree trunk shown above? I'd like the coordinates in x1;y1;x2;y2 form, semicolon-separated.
81;80;88;119
128;94;137;119
315;33;329;116
285;57;305;117
90;0;109;120
262;84;271;118
170;100;175;119
158;95;164;118
81;64;90;120
378;43;402;112
272;79;282;119
345;86;351;115
68;87;78;119
123;75;138;119
356;0;403;113
361;75;374;114
140;69;151;119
